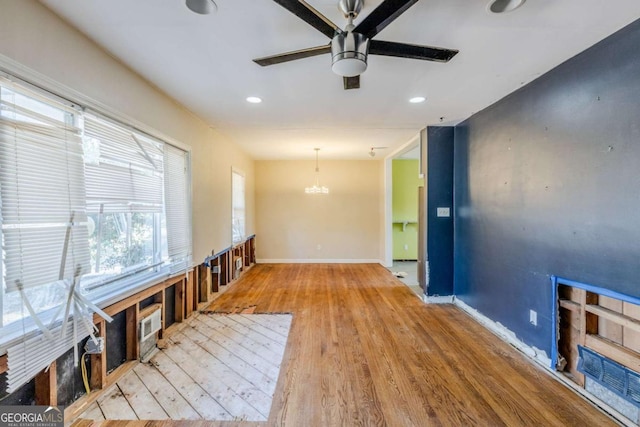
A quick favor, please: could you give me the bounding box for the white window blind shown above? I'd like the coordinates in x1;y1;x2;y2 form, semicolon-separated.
83;112;164;214
0;74;193;395
232;169;245;244
0;85;90;294
164;145;192;272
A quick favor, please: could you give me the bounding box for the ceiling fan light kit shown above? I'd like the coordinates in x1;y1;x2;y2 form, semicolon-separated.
331;31;369;77
256;0;459;90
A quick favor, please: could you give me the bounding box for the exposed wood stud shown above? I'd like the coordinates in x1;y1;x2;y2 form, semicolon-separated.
198;264;212;302
125;305;139;361
598;296;624;344
155;290;166;339
185;269;195;317
35;361;57;406
90;320;107;390
174;278;185;323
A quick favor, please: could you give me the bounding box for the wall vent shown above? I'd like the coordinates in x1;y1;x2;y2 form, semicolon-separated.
139;307;161;361
578;345;640;406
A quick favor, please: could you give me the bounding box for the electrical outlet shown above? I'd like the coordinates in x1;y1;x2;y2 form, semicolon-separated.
85;337;104;354
316;244;322;250
404;244;409;251
529;309;537;326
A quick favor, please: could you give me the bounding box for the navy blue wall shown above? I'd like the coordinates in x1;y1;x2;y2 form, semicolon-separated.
427;127;454;296
454;19;640;355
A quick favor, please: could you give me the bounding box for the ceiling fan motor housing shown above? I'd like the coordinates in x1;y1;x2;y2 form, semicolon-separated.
331;31;369;77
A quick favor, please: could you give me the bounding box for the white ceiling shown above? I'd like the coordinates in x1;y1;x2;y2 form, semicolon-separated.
40;0;640;160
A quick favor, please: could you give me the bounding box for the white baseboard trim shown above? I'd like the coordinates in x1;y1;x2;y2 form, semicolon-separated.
454;298;552;368
424;295;455;304
256;259;383;264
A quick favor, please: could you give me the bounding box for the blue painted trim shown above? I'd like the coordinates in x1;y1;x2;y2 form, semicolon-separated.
555;276;640;306
551;275;640;372
550;275;558;370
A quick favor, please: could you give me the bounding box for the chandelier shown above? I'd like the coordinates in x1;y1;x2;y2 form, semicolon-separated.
305;148;329;194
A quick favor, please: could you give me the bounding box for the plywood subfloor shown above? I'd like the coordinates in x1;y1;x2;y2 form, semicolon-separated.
77;263;617;427
79;314;291;423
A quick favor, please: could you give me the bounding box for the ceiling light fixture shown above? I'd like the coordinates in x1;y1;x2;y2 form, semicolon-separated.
488;0;526;14
305;148;329;195
369;146;387;157
186;0;217;15
331;0;369;77
246;96;262;104
409;96;426;104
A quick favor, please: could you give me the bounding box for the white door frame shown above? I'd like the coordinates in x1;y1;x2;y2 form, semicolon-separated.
382;133;422;267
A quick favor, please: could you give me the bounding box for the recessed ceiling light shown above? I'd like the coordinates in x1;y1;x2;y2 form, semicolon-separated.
409;96;426;104
185;0;217;15
488;0;525;14
246;96;262;104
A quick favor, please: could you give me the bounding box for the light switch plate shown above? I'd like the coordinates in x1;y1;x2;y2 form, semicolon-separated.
436;207;451;217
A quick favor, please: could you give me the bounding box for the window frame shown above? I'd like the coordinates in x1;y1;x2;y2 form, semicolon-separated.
0;70;193;352
231;167;246;245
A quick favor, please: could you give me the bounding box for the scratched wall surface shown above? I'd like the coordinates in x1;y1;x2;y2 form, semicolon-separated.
454;18;640;354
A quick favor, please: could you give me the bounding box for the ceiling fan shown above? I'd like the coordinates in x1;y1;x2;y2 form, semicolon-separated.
253;0;459;90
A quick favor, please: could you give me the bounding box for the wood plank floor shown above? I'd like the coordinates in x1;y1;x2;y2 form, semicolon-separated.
79;314;291;423
80;263;617;427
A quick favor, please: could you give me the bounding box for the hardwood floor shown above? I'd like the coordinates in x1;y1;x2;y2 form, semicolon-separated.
83;263;616;426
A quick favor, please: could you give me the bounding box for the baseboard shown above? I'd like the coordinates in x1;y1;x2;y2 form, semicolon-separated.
424;295;455;304
256;259;383;264
453;298;551;368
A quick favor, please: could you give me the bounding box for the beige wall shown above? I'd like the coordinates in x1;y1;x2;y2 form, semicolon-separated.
0;0;254;262
255;160;383;262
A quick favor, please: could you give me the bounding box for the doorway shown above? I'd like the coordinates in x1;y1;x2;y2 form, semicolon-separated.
388;142;421;297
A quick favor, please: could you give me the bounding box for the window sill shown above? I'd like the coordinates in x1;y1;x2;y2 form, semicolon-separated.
0;265;193;355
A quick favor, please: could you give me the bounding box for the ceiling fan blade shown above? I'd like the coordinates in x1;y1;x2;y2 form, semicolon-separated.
354;0;419;39
272;0;340;39
254;44;331;66
343;75;360;90
369;40;458;62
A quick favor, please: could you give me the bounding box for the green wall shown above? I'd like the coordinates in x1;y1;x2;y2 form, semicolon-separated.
392;159;421;260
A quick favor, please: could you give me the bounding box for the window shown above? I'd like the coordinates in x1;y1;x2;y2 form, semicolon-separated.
81;112;166;291
232;169;245;244
164;144;192;273
0;77;192;332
